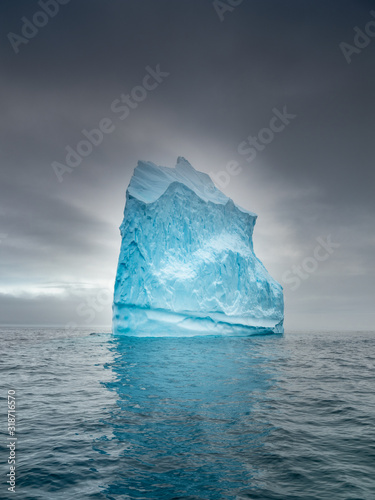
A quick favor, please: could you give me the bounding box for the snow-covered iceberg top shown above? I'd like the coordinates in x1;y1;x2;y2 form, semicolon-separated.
128;156;256;215
113;157;283;336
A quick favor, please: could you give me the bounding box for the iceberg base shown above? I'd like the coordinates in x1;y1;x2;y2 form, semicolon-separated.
112;305;284;337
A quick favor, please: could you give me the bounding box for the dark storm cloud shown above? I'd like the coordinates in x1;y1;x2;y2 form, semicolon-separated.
0;0;374;328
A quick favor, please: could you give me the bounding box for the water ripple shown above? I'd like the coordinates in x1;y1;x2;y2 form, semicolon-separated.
1;328;374;499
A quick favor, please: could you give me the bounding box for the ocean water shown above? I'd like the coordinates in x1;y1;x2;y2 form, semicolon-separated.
1;328;374;500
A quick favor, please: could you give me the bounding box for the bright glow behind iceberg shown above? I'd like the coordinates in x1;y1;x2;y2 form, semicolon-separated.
113;157;284;336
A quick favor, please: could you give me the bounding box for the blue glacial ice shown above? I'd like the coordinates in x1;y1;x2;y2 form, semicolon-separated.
113;157;284;336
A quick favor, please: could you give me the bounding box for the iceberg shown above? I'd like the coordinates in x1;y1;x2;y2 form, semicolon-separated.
112;157;284;336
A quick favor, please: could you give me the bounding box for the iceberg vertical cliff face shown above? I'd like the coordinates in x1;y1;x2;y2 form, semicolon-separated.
113;157;284;336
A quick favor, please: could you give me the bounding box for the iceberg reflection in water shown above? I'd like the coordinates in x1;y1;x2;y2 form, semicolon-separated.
96;334;282;499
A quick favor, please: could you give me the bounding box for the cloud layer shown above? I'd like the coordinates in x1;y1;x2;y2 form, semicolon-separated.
1;0;374;330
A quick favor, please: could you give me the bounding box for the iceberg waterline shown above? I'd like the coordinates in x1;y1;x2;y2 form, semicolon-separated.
113;157;284;336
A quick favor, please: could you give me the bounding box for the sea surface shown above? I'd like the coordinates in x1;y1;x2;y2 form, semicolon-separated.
1;328;374;500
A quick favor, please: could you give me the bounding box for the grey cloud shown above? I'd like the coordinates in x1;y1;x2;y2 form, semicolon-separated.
0;0;374;328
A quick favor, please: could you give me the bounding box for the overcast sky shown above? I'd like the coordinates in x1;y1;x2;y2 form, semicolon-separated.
0;0;374;331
